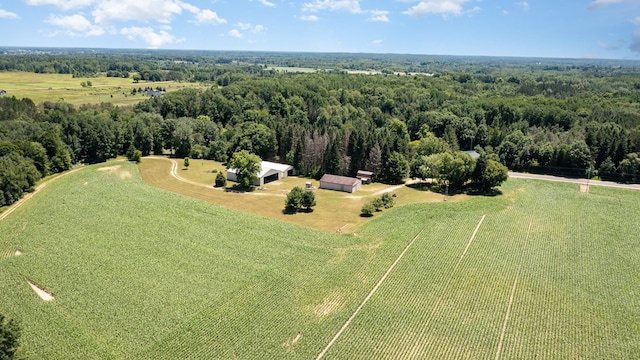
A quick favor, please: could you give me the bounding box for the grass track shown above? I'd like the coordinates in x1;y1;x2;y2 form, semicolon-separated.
1;163;639;358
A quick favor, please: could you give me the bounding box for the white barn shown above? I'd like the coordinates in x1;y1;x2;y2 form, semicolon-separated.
319;174;362;193
227;161;294;186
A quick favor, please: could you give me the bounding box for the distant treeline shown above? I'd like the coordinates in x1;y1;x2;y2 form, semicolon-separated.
2;53;640;206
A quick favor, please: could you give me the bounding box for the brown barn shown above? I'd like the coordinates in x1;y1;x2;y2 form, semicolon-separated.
319;174;362;193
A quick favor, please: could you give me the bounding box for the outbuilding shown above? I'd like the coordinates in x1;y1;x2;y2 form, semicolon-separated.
227;161;294;186
356;170;374;184
319;174;362;193
0;90;6;96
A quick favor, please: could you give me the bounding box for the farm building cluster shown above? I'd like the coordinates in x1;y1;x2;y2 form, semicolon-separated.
226;160;374;193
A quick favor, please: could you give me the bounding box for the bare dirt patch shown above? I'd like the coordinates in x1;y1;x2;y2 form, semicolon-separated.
98;165;121;172
98;165;132;179
313;292;344;317
27;280;54;301
14;250;22;256
283;333;303;353
580;184;589;193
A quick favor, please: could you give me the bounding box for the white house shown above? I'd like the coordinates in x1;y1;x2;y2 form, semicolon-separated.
227;161;294;186
319;174;362;193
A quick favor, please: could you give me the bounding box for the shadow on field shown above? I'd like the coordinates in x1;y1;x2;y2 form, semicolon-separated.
225;185;256;193
281;207;315;215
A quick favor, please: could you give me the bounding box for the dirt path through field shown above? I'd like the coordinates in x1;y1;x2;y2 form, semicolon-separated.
315;227;427;359
0;167;82;222
494;219;533;360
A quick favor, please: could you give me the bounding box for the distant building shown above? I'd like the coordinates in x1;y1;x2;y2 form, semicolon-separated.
356;170;374;184
143;89;165;97
227;161;294;187
463;150;480;159
320;174;362;193
0;90;6;96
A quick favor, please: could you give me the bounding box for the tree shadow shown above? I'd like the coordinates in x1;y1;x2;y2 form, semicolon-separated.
360;213;374;218
465;187;503;197
225;185;256;193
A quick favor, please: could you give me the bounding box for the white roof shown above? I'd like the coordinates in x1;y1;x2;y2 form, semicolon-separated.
228;161;293;177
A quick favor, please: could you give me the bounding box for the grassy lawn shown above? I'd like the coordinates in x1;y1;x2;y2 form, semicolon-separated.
1;160;639;359
141;156;459;233
0;72;206;106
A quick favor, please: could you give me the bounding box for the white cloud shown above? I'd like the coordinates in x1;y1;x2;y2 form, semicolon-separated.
228;29;243;38
368;10;390;22
256;0;275;7
517;1;530;11
298;14;319;21
46;14;104;36
235;22;252;30
502;10;509;15
634;17;640;25
252;24;266;33
302;0;362;14
588;0;624;9
25;0;96;11
402;0;472;17
120;26;179;48
92;0;186;25
0;9;19;19
192;9;226;24
372;39;383;46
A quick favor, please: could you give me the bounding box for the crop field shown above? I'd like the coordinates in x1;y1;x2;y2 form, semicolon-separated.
1;161;639;359
0;72;204;106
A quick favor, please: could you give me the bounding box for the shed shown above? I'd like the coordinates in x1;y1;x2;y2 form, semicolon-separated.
356;170;374;184
463;150;480;159
319;174;362;193
0;90;6;96
227;161;294;186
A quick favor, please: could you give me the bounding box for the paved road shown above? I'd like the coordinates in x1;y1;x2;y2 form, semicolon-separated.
508;172;640;190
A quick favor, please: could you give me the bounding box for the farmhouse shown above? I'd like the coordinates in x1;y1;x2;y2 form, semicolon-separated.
320;174;362;193
227;161;294;186
356;170;374;184
0;90;6;96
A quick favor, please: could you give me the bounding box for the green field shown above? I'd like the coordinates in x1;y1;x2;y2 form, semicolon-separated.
0;72;205;106
1;161;639;358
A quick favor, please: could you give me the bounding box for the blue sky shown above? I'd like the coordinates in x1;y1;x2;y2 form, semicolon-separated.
0;0;639;59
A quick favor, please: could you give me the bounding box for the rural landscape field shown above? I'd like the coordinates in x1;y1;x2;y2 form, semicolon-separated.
0;72;205;107
1;160;639;358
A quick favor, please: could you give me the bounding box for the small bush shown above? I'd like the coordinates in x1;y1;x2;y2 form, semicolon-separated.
381;193;395;208
361;202;375;216
0;314;21;359
372;197;384;211
215;172;226;187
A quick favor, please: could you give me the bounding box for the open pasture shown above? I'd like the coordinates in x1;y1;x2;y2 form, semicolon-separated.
1;161;639;359
0;72;204;106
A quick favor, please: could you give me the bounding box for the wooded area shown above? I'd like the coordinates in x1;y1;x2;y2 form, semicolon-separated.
2;49;640;206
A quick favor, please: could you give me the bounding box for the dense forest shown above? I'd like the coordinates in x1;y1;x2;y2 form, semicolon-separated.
1;49;640;206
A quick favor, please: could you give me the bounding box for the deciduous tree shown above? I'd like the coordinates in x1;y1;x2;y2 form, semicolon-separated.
228;150;261;187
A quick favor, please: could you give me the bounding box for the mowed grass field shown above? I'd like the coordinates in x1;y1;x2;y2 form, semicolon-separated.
0;72;205;106
1;160;639;358
139;156;455;233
